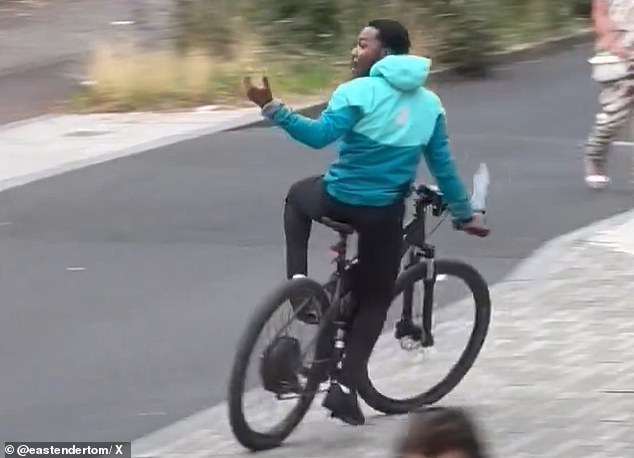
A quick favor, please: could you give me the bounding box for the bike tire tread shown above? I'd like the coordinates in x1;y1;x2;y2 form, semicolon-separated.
357;258;491;415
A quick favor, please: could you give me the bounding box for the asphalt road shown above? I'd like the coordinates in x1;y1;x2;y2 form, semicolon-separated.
1;44;633;443
0;59;80;125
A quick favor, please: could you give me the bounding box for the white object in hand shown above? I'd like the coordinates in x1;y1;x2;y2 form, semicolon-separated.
470;162;490;212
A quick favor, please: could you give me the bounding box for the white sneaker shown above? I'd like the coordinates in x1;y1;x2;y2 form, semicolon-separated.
584;157;610;190
585;174;610;189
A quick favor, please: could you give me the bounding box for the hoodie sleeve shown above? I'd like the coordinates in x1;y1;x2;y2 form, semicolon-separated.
422;112;473;222
261;84;362;149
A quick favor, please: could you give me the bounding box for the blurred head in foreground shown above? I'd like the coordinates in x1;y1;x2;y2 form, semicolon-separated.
396;406;490;458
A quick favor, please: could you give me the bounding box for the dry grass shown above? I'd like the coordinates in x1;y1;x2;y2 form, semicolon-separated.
77;43;234;111
74;34;346;112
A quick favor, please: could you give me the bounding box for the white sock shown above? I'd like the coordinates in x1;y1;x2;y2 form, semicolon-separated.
292;274;307;279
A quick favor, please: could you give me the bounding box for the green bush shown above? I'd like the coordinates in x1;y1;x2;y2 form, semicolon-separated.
170;0;237;57
418;0;498;77
169;0;590;75
571;0;592;17
248;0;342;53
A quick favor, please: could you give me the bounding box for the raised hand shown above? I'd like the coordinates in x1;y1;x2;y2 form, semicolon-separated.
243;76;273;108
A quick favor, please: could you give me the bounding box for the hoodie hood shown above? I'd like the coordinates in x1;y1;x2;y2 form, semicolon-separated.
368;54;431;91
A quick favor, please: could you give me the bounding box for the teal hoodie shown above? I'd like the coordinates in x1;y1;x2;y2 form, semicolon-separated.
262;54;473;221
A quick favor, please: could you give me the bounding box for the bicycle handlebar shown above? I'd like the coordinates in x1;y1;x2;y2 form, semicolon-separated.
411;162;489;233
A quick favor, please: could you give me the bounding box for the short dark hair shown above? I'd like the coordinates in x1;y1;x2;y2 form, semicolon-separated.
368;19;411;55
396;407;489;458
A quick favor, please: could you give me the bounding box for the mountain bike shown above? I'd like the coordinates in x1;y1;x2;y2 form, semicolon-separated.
227;165;492;451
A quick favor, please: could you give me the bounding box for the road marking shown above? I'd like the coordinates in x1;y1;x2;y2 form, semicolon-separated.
66;267;86;271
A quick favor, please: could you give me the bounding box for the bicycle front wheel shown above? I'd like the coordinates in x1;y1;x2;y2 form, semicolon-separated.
358;258;491;415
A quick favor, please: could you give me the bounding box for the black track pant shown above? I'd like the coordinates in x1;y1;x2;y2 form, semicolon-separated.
283;175;404;389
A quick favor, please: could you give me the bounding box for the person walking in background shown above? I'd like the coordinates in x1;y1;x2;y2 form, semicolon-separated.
395;406;490;458
584;0;634;189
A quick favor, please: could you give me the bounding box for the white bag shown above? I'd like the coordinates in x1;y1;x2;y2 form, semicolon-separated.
589;52;629;83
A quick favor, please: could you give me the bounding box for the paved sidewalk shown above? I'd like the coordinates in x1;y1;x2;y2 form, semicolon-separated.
133;210;634;458
0;107;263;192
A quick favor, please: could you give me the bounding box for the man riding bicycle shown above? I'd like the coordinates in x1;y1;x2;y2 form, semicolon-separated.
244;19;489;426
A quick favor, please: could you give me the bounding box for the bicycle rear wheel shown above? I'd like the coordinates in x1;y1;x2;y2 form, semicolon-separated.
358;258;491;415
227;277;330;451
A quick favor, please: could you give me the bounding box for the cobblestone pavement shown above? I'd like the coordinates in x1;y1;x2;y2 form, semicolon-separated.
134;211;634;458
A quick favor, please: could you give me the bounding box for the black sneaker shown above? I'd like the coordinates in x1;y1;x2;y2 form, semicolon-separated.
322;383;365;426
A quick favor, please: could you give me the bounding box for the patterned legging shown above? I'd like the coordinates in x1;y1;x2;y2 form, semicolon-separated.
585;73;634;164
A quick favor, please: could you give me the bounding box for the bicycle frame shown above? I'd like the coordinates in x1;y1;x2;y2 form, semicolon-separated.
324;185;445;354
322;229;357;385
228;176;489;449
398;185;446;348
328;231;353;308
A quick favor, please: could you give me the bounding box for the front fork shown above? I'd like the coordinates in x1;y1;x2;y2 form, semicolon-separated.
395;245;436;348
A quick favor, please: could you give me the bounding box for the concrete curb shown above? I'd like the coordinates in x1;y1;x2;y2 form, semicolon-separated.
230;27;594;131
0;114;59;134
